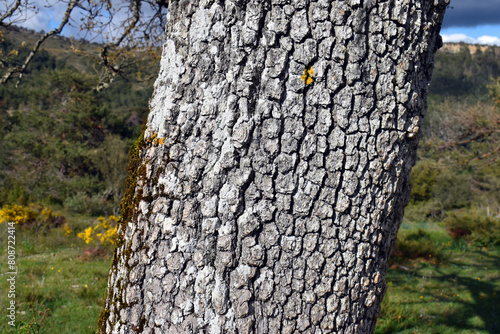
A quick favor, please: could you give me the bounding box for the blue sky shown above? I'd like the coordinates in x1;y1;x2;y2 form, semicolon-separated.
441;0;500;45
441;25;500;45
6;1;500;46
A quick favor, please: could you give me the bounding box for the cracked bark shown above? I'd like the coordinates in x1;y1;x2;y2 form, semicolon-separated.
99;0;449;333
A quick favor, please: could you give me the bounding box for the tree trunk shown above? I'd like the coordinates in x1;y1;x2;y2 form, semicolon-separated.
99;0;448;332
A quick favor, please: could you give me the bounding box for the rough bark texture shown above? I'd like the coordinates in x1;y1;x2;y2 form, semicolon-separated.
99;0;448;333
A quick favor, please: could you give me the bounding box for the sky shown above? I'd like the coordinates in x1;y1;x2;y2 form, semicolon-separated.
440;0;500;46
3;0;500;46
0;0;157;44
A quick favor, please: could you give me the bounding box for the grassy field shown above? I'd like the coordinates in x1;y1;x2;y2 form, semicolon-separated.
0;217;111;334
377;221;500;333
0;218;499;333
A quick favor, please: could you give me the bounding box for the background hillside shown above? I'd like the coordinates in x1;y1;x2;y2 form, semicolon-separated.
0;26;156;215
0;27;499;333
1;27;499;221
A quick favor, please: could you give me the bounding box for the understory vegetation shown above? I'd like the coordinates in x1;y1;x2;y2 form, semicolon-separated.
378;44;500;333
0;28;499;333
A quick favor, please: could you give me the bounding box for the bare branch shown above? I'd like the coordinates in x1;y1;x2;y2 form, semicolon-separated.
470;145;500;162
0;0;23;25
99;0;141;76
0;0;167;86
0;0;38;27
0;0;78;85
437;130;496;151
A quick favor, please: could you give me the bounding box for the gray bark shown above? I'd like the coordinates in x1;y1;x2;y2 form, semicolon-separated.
99;0;449;333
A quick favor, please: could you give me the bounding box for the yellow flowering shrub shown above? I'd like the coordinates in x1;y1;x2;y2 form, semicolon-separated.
0;204;37;225
78;215;119;246
0;204;65;230
63;223;72;236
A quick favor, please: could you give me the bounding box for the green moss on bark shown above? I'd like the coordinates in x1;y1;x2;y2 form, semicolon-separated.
97;122;147;333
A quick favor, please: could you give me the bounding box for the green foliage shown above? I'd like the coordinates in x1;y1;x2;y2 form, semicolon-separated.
409;67;500;233
433;170;473;210
392;229;443;263
63;191;110;216
410;160;439;203
0;29;154;215
430;44;500;100
489;76;500;108
84;134;129;215
444;209;500;246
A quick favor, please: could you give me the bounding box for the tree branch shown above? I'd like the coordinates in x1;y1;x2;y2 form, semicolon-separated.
0;0;79;86
0;0;23;26
99;0;141;75
438;130;496;151
470;145;500;162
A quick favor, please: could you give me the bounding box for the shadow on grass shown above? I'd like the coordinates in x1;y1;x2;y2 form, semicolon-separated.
431;250;500;333
382;248;500;333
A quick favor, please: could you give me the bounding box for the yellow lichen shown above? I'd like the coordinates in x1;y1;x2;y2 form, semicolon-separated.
145;131;165;146
301;66;314;85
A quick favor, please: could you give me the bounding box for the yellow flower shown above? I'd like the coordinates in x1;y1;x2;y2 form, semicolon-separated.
77;227;94;244
63;224;72;236
0;204;61;226
77;216;119;246
41;207;53;218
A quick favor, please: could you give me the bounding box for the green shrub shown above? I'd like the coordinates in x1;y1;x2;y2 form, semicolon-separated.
63;192;110;216
409;161;474;214
410;160;439;203
433;170;473;210
391;229;442;263
489;76;500;108
444;209;500;246
404;200;444;223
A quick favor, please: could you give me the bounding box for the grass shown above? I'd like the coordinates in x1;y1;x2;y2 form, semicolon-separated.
376;221;500;334
0;220;112;334
1;218;499;333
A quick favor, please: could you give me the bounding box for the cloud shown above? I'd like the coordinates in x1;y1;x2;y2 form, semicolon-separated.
477;35;500;46
442;0;500;28
442;34;500;46
441;33;477;44
15;2;74;33
17;13;51;33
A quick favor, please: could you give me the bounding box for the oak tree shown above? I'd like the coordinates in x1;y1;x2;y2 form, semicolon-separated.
97;0;449;332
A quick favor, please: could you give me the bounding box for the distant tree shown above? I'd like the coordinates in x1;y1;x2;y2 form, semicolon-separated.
85;134;129;215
